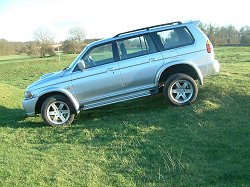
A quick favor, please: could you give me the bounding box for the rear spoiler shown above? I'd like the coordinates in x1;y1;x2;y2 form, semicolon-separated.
192;20;200;26
183;20;200;26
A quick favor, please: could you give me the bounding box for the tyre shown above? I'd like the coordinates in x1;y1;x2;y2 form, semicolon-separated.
41;95;75;126
163;73;198;106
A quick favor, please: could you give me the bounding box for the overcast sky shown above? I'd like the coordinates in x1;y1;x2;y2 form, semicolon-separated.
0;0;249;42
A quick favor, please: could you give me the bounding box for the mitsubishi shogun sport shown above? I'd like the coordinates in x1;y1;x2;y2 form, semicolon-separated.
23;20;220;126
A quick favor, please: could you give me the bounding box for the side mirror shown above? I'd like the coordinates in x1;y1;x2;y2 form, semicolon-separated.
78;59;86;70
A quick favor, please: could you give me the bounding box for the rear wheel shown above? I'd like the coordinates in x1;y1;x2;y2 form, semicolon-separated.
41;95;75;126
164;73;198;106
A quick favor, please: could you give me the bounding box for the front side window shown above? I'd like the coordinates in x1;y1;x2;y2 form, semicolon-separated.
83;43;114;68
157;27;194;50
117;35;156;60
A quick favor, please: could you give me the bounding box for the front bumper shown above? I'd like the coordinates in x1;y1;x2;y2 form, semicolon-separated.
22;97;39;117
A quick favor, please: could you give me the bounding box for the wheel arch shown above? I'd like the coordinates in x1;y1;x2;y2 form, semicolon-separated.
35;89;79;114
156;61;203;87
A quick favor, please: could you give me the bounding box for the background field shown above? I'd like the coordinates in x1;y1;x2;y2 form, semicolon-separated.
0;47;249;186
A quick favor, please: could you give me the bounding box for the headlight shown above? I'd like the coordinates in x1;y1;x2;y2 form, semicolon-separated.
24;91;33;99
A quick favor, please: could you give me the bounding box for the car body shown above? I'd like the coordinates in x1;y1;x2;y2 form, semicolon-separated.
22;20;220;126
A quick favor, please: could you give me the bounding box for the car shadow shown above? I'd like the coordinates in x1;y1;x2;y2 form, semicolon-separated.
1;90;249;131
0;94;166;129
77;94;166;122
0;105;44;128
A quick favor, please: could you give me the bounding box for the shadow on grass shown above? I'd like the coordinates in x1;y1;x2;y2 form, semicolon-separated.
0;94;166;129
0;106;44;128
77;94;166;122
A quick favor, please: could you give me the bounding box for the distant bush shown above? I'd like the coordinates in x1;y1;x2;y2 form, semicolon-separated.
26;41;55;58
62;39;87;54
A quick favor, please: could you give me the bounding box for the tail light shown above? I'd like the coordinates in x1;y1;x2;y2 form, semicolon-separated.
206;40;212;53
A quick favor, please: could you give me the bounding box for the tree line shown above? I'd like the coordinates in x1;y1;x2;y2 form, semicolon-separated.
0;39;25;56
0;23;250;57
199;23;250;46
0;27;99;57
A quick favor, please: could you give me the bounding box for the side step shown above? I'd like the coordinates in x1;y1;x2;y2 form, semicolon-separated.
82;90;152;110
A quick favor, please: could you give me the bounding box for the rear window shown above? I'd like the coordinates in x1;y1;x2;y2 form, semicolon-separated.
157;27;194;50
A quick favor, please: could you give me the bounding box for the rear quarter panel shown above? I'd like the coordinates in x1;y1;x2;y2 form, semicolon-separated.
173;24;216;77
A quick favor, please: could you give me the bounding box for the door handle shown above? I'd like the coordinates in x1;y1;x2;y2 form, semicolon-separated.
149;58;158;63
106;67;115;72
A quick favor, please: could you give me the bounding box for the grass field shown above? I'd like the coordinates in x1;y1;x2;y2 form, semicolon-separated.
0;47;250;186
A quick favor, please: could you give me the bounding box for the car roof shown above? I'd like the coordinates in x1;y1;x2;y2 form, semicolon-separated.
87;20;200;48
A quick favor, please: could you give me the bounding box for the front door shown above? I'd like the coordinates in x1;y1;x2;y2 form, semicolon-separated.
71;42;124;105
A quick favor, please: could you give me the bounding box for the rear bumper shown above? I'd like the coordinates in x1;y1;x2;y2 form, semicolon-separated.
207;59;220;75
22;97;38;117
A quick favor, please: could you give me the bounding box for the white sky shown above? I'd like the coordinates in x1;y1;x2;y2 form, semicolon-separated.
0;0;249;42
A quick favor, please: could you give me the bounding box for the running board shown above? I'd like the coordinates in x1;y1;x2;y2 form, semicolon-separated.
82;90;152;110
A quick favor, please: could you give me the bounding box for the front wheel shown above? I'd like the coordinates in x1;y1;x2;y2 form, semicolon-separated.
163;73;198;106
41;95;75;126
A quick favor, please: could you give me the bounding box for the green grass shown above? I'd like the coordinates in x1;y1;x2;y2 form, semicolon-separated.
0;47;250;186
0;54;32;65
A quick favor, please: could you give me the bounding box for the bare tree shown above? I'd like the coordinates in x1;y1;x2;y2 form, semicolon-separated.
62;27;86;54
69;27;86;43
33;28;54;44
28;28;55;57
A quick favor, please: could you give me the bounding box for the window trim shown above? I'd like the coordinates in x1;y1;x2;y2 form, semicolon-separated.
73;41;117;71
153;26;195;51
115;33;160;61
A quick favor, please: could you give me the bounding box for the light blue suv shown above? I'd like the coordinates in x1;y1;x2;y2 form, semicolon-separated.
23;20;220;126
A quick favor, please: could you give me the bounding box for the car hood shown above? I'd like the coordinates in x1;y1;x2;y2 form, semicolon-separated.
27;70;68;90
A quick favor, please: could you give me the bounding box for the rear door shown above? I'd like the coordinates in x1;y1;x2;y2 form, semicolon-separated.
116;34;164;93
71;42;124;104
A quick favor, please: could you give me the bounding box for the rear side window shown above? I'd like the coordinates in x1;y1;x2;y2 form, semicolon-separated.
157;27;194;50
117;34;157;60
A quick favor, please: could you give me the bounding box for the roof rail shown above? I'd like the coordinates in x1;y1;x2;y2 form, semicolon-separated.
114;21;182;37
